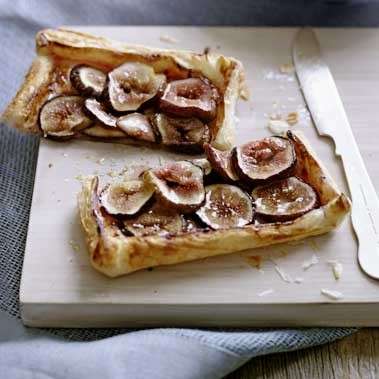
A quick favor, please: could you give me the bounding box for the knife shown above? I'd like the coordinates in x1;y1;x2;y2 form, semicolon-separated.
292;28;379;279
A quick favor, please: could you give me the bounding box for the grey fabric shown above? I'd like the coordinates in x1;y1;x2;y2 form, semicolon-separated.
0;0;372;377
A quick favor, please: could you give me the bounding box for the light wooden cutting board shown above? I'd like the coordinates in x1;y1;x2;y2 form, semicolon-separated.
20;27;379;327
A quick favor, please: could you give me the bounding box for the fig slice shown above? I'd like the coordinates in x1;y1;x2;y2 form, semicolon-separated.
196;184;253;230
204;143;238;182
81;123;126;138
123;203;184;237
188;158;212;176
84;98;117;128
70;65;106;97
100;179;155;216
159;77;219;121
252;176;317;221
233;137;296;184
144;161;205;213
107;62;166;112
117;113;156;143
152;113;210;153
39;95;93;137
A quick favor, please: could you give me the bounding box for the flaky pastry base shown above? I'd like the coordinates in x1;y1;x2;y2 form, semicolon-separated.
78;131;351;277
1;28;247;150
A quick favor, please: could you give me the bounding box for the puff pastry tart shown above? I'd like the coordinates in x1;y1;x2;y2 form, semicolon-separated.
78;131;351;277
1;28;247;151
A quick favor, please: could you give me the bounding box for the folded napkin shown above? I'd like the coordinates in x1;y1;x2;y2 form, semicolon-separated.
1;0;367;377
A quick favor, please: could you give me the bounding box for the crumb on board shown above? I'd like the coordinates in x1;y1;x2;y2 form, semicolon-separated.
274;265;293;283
64;178;70;182
203;46;211;54
62;153;68;158
258;289;274;297
97;157;106;165
279;63;295;74
267;119;289;135
320;289;343;300
159;34;178;44
107;171;119;178
327;260;343;280
69;240;80;253
245;255;263;269
294;277;304;284
302;254;319;270
48;163;53;168
75;174;86;181
286;111;299;126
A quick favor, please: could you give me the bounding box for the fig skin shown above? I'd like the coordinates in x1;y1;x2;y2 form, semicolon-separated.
232;136;296;185
204;143;239;182
196;184;254;230
144;161;205;214
84;98;117;128
159;77;219;122
106;62;166;112
70;65;106;98
251;176;317;222
39;95;93;138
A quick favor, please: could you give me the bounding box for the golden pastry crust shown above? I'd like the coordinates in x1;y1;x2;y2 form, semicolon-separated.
1;28;247;150
78;131;351;277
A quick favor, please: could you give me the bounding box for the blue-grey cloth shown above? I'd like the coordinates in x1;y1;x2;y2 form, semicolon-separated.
1;0;373;378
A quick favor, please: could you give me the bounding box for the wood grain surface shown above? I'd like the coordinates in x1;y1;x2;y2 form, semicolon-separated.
227;329;379;379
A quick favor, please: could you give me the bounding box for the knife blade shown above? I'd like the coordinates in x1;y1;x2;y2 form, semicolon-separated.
292;28;379;279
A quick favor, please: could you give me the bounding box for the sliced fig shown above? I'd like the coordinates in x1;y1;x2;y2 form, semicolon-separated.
233;137;296;184
252;177;317;221
123;203;183;237
117;113;156;143
196;184;253;230
188;158;212;176
204;143;238;182
81;123;126;138
144;161;205;213
159;77;219;121
39;95;92;137
107;62;166;112
70;65;106;97
84;98;117;128
100;179;154;216
152;113;210;153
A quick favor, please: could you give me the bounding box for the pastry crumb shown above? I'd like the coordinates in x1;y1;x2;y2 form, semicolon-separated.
286;111;299;126
327;260;343;280
258;289;274;297
69;240;80;253
97;157;106;165
159;34;178;44
321;289;343;300
294;277;304;284
246;255;263;269
302;254;319;270
279;62;295;74
267;119;289;135
274;265;293;283
62;153;68;158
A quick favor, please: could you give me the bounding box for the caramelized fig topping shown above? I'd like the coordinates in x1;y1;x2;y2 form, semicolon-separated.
204;143;238;182
84;98;117;128
123;203;183;237
70;65;106;97
100;179;154;216
117;113;156;143
81;123;126;138
252;177;317;221
152;113;210;153
196;184;253;230
39;95;92;137
144;161;205;213
107;62;166;112
233;137;296;184
159;78;219;121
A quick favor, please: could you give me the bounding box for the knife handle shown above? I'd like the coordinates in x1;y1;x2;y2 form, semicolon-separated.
336;136;379;279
